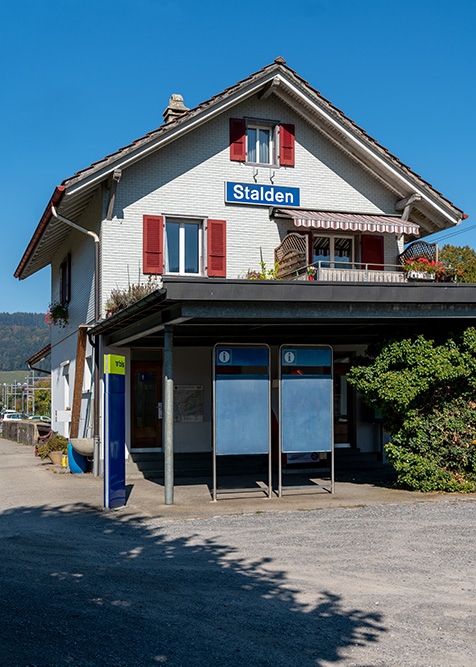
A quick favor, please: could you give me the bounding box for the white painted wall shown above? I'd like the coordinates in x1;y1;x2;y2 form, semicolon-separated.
50;189;101;435
48;92;406;455
101;93;400;302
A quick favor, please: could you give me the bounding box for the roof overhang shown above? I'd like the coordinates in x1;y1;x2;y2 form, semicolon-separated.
88;278;476;349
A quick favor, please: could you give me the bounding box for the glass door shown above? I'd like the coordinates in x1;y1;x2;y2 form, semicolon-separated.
131;362;162;450
333;355;353;447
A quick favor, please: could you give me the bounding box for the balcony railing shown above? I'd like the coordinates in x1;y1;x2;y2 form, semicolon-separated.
274;235;455;284
281;260;408;283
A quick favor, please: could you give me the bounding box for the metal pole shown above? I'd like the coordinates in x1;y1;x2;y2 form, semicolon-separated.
278;352;282;498
212;346;217;502
92;240;101;477
164;325;174;505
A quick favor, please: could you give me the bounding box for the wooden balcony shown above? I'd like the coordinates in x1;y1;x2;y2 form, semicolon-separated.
274;234;442;284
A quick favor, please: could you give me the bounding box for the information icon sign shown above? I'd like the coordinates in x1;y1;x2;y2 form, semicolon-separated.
218;350;231;364
284;350;296;365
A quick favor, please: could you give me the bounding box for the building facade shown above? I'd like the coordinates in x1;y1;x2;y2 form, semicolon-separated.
15;59;471;492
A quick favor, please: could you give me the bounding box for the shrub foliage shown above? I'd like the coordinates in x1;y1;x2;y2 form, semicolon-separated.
347;328;476;492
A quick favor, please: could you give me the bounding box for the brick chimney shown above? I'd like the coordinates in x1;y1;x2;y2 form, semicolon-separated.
162;94;189;124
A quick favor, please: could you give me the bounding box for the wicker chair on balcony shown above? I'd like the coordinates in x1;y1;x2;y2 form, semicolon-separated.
274;233;309;279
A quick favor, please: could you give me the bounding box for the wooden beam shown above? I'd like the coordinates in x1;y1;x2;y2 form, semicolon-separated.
259;77;281;100
395;193;422;220
70;326;88;439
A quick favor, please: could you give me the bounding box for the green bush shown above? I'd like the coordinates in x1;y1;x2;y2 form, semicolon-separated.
385;443;476;493
37;434;68;459
348;327;476;492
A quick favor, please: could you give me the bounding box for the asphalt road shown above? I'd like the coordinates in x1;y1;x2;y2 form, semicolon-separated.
1;440;475;666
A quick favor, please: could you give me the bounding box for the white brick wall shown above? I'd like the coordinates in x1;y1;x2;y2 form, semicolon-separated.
101;93;399;298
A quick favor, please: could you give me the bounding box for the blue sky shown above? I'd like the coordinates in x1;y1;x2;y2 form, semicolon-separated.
1;0;475;313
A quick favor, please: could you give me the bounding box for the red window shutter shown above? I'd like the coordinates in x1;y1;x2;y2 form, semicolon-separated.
143;215;164;274
280;124;295;166
229;119;246;161
361;235;384;271
207;220;226;277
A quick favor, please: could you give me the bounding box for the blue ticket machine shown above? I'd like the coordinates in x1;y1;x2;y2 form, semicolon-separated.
104;354;126;509
213;345;271;500
279;346;334;496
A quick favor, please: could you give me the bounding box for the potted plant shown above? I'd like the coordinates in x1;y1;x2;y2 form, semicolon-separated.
45;301;69;328
37;433;69;466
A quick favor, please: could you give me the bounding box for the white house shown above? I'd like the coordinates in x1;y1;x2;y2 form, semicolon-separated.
15;58;471;498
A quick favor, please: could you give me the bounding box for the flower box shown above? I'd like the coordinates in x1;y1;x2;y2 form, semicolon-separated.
406;271;436;281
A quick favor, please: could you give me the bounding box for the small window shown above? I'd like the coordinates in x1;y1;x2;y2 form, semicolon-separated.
229;119;295;166
247;125;274;165
164;219;203;275
59;254;71;303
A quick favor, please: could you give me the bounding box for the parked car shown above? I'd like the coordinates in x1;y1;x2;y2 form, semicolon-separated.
28;415;51;423
0;412;28;434
1;412;28;421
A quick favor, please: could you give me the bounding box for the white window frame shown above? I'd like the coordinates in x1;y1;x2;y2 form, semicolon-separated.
312;234;355;267
164;217;205;277
245;118;279;166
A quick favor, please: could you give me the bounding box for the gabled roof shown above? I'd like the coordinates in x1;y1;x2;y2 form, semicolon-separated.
15;57;465;280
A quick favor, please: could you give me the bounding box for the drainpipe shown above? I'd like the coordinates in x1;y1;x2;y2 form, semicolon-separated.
50;205;101;476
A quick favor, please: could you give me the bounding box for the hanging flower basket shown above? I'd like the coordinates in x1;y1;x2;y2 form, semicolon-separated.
45;301;69;328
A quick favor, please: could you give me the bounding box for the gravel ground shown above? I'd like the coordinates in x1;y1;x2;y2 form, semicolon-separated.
1;499;476;666
1;440;475;666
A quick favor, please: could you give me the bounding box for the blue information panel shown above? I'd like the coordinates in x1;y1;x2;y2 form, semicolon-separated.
104;355;126;508
215;346;270;456
280;347;333;453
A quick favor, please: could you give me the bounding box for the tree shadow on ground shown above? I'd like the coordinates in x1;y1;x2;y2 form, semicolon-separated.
0;503;386;666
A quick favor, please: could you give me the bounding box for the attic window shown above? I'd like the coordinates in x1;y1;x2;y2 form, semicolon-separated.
247;123;275;165
229;119;295;166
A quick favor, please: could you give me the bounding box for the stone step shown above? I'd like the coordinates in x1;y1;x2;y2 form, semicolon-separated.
126;449;383;479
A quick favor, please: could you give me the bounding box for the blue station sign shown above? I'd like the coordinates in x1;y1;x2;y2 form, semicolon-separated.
225;181;300;207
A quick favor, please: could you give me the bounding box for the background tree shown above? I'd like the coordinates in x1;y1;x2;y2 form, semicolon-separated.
440;244;476;283
347;328;476;492
31;377;51;416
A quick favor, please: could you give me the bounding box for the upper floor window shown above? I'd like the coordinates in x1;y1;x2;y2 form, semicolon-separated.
143;215;226;278
247;124;275;165
313;236;354;268
165;219;203;275
229;118;295;166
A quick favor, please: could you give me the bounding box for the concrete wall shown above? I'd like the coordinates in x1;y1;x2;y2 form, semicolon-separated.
2;420;41;446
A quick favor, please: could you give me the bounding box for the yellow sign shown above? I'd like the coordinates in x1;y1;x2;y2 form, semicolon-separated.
104;354;126;375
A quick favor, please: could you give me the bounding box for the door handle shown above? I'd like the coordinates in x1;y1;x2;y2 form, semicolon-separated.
157;402;163;419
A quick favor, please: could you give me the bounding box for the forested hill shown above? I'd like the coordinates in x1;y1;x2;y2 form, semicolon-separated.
0;312;50;371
